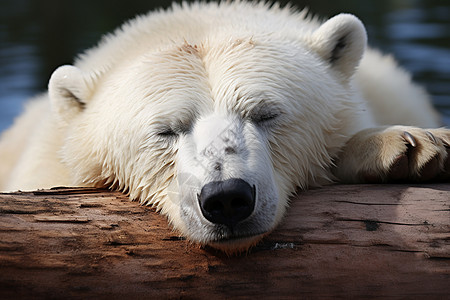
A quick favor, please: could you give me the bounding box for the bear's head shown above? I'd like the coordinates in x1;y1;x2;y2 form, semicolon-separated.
48;12;366;253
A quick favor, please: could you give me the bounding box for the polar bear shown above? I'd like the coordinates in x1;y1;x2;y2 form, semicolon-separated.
0;2;449;252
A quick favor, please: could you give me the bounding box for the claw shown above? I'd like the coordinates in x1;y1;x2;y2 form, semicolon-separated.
402;131;416;147
426;131;437;144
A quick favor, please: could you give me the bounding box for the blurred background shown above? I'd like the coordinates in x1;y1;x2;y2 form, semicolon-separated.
1;0;449;133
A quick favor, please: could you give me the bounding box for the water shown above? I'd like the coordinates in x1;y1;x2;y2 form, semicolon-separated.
1;0;449;133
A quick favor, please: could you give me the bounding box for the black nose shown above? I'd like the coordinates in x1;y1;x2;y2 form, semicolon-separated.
198;178;256;228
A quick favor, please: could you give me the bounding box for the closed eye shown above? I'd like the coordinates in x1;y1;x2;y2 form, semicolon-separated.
254;112;279;123
251;111;280;125
157;122;191;139
158;128;178;137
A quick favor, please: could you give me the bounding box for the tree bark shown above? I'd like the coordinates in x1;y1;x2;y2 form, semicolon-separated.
0;184;449;299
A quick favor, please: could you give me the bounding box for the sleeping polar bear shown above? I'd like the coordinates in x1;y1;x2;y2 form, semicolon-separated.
0;1;448;253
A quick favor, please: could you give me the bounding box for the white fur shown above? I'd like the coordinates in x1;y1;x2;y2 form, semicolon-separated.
0;2;444;252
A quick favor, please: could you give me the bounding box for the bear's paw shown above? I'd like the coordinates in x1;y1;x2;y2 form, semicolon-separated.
335;126;450;183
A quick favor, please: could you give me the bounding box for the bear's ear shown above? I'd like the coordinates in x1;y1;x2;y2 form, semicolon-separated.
309;14;367;80
49;65;91;122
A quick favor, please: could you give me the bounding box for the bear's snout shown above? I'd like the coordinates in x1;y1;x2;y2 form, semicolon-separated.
198;178;256;229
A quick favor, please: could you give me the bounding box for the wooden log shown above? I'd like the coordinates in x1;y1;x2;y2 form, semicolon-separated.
0;184;449;299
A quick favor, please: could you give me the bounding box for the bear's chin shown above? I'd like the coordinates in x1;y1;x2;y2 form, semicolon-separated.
206;233;267;255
